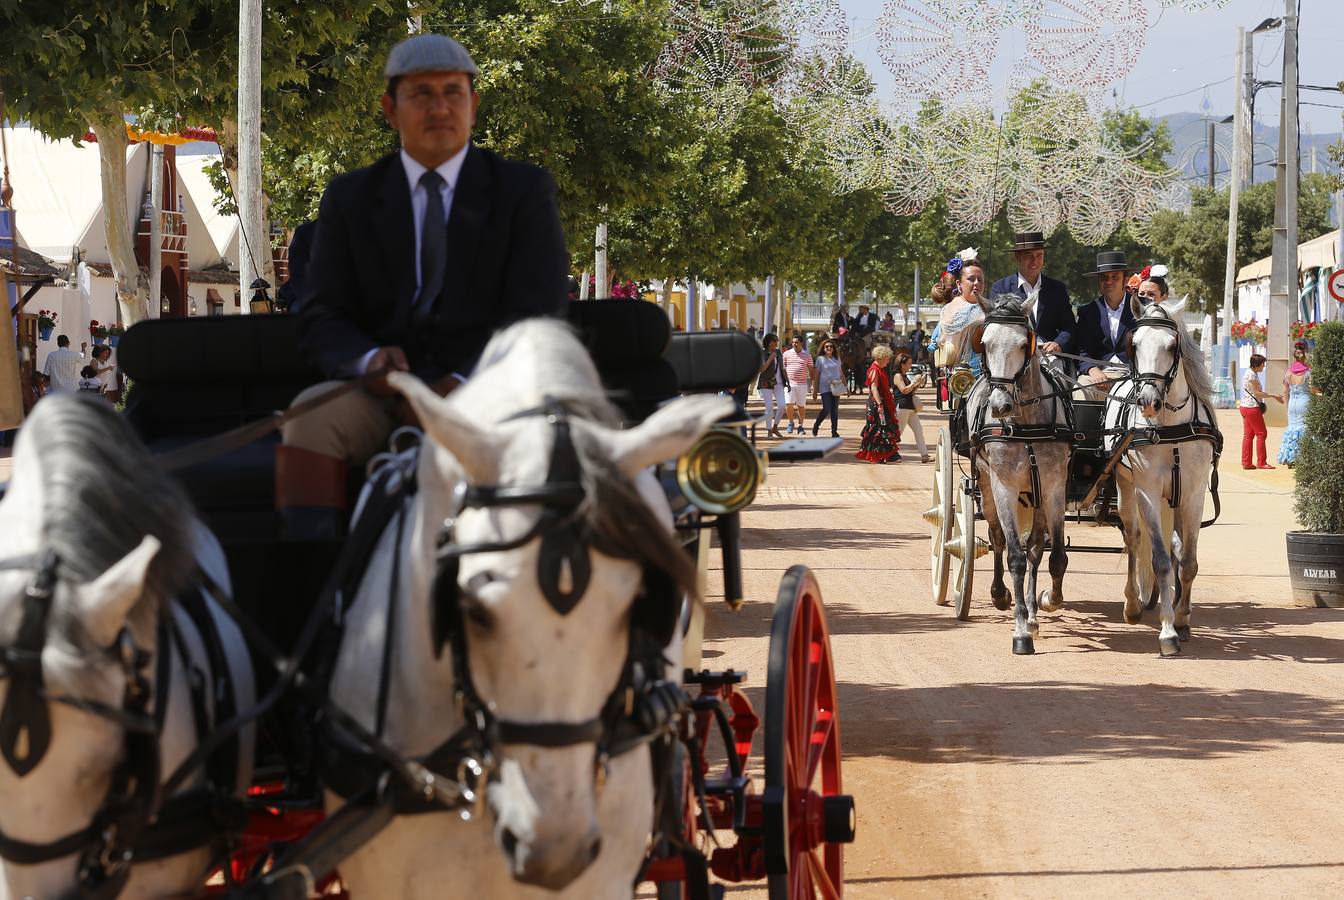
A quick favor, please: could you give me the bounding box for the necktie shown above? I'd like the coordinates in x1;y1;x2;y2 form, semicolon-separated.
415;170;447;324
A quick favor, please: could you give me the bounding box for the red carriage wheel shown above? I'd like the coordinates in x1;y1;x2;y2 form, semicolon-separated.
763;566;855;900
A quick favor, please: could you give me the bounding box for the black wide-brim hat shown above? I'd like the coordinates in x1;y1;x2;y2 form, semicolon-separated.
1085;250;1130;276
1010;231;1047;251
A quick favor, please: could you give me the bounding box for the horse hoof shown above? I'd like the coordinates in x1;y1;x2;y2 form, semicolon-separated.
1159;636;1182;657
1012;636;1035;655
991;591;1011;611
1124;608;1142;625
1038;589;1062;613
1175;625;1191;642
935;597;952;607
1027;621;1040;639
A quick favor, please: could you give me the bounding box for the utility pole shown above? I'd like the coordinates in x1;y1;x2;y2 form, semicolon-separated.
594;221;608;298
1266;0;1297;406
1207;119;1217;190
149;145;163;318
1220;27;1248;375
837;258;845;311
238;0;265;314
913;263;921;334
687;279;698;332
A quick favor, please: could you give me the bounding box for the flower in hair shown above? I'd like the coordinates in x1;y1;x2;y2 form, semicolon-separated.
1149;264;1169;279
946;256;963;275
1139;264;1152;281
958;246;978;263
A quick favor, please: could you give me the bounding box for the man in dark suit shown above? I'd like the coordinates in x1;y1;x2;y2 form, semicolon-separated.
831;302;853;334
275;220;316;314
1074;250;1137;379
280;33;568;536
851;303;877;337
989;231;1075;356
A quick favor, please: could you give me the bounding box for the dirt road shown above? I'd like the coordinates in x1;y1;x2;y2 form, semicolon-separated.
698;393;1343;899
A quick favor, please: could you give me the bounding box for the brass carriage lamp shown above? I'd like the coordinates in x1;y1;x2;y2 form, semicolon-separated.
248;277;274;315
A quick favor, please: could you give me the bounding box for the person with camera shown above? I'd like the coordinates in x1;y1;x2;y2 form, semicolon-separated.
1240;353;1282;470
892;350;930;463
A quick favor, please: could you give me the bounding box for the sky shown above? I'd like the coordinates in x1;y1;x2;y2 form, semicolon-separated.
836;0;1344;136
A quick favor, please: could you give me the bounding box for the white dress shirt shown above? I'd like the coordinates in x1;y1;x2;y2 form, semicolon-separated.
355;144;470;376
1100;299;1126;362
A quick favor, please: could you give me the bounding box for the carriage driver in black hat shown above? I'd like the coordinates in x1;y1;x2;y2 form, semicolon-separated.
1074;250;1139;383
990;231;1076;360
279;32;569;538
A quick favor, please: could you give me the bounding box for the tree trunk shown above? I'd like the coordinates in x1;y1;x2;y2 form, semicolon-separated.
90;112;149;325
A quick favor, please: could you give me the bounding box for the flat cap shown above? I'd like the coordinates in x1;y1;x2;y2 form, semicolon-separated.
384;33;479;80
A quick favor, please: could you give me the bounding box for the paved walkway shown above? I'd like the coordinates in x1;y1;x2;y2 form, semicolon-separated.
686;389;1340;900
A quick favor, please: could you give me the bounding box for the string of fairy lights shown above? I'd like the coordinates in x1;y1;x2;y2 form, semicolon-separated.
559;0;1233;240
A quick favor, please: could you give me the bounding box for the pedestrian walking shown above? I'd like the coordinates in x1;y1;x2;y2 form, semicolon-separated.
756;333;786;438
856;344;899;463
810;338;844;437
1278;342;1314;466
1240;353;1281;470
782;334;813;434
892;350;930;463
41;335;86;394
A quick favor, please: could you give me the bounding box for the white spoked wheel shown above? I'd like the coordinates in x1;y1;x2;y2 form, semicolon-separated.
952;478;977;621
930;428;954;606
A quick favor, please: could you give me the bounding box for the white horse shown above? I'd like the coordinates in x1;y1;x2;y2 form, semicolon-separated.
1105;297;1220;656
963;291;1070;655
0;394;253;899
327;319;731;898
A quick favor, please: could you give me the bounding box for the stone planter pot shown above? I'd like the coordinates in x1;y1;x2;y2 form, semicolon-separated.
1286;531;1344;608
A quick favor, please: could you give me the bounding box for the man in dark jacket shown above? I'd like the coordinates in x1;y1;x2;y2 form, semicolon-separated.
280;32;568;536
989;231;1076;356
831;302;853;334
1074;250;1137;378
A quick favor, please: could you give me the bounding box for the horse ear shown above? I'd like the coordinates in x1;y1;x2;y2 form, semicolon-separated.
976;291;994;315
79;535;160;647
1162;295;1187;317
599;395;735;477
1129;293;1146;319
387;372;498;481
1019;288;1039;320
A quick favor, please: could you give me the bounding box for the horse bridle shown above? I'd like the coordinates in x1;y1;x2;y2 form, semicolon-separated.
429;403;681;787
975;308;1038;398
0;550;166;900
1128;309;1189;413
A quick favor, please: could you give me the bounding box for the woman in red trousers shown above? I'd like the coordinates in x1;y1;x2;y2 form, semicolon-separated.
1239;353;1282;469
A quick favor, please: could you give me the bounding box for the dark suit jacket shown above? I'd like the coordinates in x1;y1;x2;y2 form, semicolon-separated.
832;311;853;334
990;273;1076;352
1074;297;1138;373
299;145;568;381
276;220;316;314
851;312;878;337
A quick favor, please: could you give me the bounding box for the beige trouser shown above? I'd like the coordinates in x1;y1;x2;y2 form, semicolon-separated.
897;407;928;456
281;380;397;466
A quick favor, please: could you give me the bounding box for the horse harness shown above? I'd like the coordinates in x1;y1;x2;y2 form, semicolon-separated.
316;403;686;821
0;552;248;900
1106;316;1225;529
966;306;1075;509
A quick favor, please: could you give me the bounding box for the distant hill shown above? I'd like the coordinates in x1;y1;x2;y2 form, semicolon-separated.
1157;111;1339;190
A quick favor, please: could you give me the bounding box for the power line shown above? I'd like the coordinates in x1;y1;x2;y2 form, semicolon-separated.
1133;76;1234;110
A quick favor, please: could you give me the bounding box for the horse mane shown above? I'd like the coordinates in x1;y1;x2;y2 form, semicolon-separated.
19;395;199;639
454;319;699;598
1144;303;1214;408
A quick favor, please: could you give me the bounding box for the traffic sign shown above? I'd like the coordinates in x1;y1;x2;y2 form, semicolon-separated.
1329;268;1344;303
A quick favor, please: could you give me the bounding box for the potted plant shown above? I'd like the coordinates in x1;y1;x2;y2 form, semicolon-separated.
1231;320;1267;348
1291;320;1319;349
106;323;125;348
36;309;58;341
1288;319;1344;608
89;319;109;346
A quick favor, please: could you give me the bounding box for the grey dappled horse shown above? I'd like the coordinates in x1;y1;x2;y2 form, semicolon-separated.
1104;297;1220;656
964;292;1070;655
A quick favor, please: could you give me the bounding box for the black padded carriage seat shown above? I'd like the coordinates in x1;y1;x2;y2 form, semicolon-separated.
117;301;759;538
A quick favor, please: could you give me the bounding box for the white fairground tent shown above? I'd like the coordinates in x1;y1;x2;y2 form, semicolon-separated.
1234;228;1342;372
2;125;145;371
1;126;239;371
